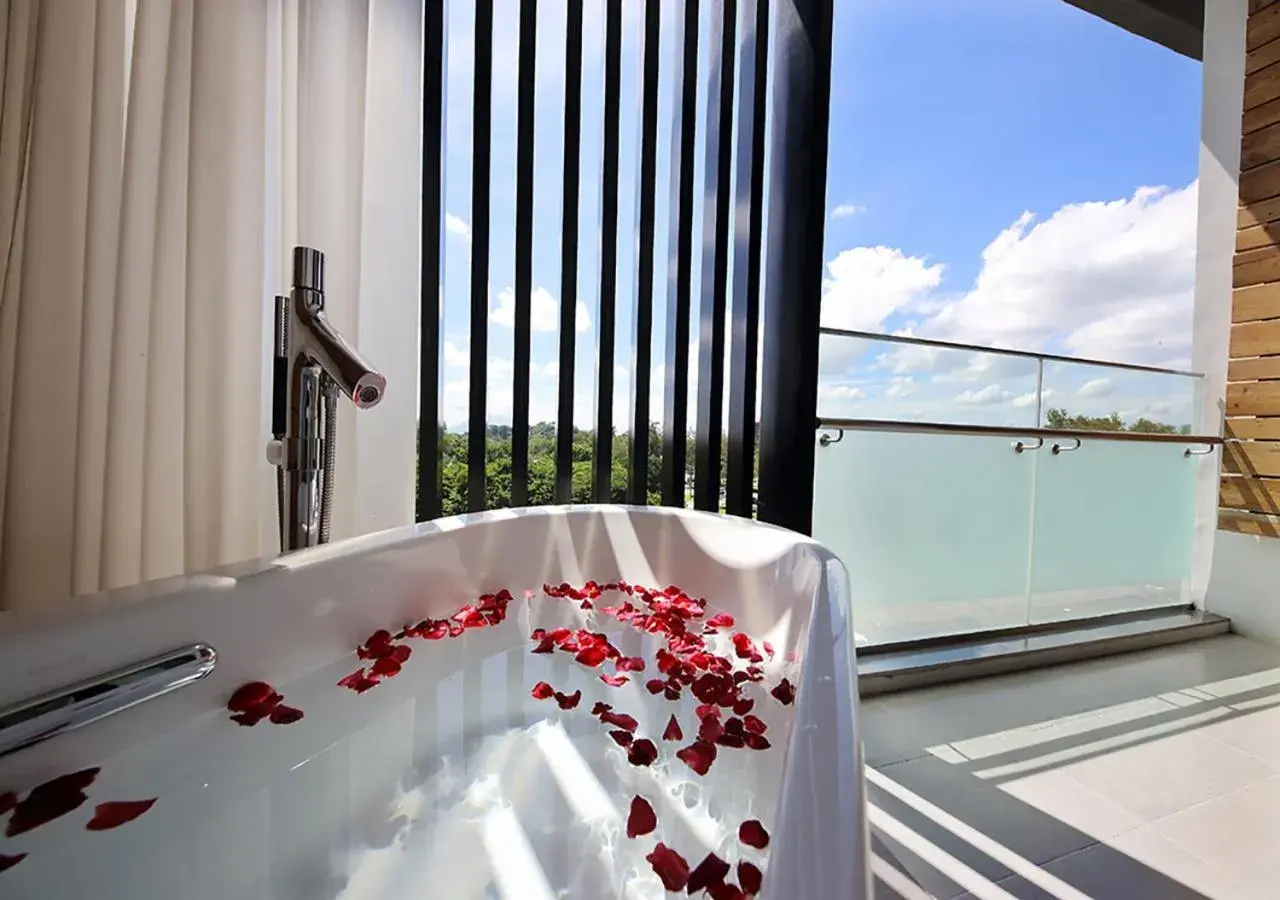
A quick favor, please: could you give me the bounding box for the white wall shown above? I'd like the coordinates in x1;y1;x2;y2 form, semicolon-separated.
1199;0;1280;645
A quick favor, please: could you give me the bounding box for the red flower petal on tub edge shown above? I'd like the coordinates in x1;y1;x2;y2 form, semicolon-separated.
5;769;98;837
687;852;732;894
86;798;157;831
226;681;275;712
338;670;379;694
531;681;556;700
0;853;26;873
600;673;629;687
738;860;763;894
738;818;770;849
676;740;717;776
599;710;638;732
269;704;304;725
627;738;658;767
370;656;402;678
646;842;691;891
662;715;683;741
626;795;657;838
771;678;796;705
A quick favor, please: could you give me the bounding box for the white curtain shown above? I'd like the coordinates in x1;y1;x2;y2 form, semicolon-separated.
0;0;423;611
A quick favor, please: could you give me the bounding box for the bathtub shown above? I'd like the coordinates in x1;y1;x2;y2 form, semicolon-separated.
0;506;870;899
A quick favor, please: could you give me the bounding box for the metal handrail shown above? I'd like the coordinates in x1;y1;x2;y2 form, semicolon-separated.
815;417;1223;446
817;326;1205;380
0;644;217;757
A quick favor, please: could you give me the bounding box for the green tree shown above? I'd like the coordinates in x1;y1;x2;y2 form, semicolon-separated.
1043;408;1189;434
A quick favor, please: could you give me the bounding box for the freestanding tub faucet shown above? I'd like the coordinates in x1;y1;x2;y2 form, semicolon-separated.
266;247;386;552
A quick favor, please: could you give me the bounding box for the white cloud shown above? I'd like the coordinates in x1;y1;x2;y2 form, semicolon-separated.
819;384;866;400
955;384;1010;405
885;376;915;399
443;340;469;367
831;203;866;219
819;182;1197;374
1077;376;1114;398
1011;387;1058;409
821;247;944;334
490;285;591;333
445;212;471;242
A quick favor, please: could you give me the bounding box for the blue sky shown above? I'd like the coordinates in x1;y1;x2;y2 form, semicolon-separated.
436;0;1203;432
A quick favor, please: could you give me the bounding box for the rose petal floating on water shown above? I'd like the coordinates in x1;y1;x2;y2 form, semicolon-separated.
600;673;629;687
687;852;732;894
389;644;412;664
706;612;735;629
739;819;770;849
626;795;657;838
531;681;556;700
370;656;402;678
708;883;746;900
646;843;690;891
738;861;763;894
0;853;26;873
732;697;755;716
338;669;378;694
645;678;665;695
575;645;609;667
662;715;683;741
745;733;771;751
608;729;633;747
771;678;796;705
616;656;646;672
743;714;767;735
627;738;658;767
269;705;304;725
554;689;582;710
676;740;717;776
85;799;156;831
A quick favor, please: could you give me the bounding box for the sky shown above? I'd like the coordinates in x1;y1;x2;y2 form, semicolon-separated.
436;0;1203;433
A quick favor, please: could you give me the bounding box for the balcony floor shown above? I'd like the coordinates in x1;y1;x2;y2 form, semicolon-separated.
861;633;1280;899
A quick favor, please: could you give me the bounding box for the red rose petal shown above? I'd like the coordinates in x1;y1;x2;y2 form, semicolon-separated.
269;704;304;725
554;689;582;709
698;715;725;743
724;717;745;737
626;795;657;838
646;842;690;891
732;697;755;716
696;703;720;720
745;733;771;751
707;612;735;629
743;714;767;734
739;819;770;849
662;715;683;741
738;861;763;894
0;853;26;873
591;701;612;715
676;740;717;776
616;656;646;672
389;644;412;664
762;640;775;658
599;710;638;732
226;681;275;712
0;792;16;816
771;679;795;705
627;738;658;767
709;884;746;900
608;729;634;747
365;629;393;649
5;769;99;837
716;732;746;748
370;656;402;678
531;681;556;700
687;852;732;894
230;710;267;727
85;798;156;831
645;678;665;694
575;645;609;667
338;670;379;693
600;673;629;687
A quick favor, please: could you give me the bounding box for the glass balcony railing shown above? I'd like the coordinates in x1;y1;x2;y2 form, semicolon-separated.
811;329;1217;646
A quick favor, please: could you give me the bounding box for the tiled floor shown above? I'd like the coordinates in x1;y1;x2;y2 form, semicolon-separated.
860;634;1280;899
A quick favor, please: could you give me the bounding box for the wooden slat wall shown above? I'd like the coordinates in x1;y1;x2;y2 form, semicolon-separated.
1224;0;1280;535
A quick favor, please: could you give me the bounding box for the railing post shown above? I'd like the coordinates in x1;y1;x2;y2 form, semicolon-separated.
756;0;834;535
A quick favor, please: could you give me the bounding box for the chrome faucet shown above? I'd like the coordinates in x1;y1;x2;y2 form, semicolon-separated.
267;247;386;552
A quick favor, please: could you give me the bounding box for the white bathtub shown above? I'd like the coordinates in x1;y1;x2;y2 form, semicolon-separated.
0;506;870;899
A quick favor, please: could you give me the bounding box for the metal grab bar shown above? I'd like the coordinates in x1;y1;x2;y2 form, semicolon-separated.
1013;437;1043;453
1185;444;1216;456
0;644;217;758
1052;438;1082;455
815;416;1224;447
